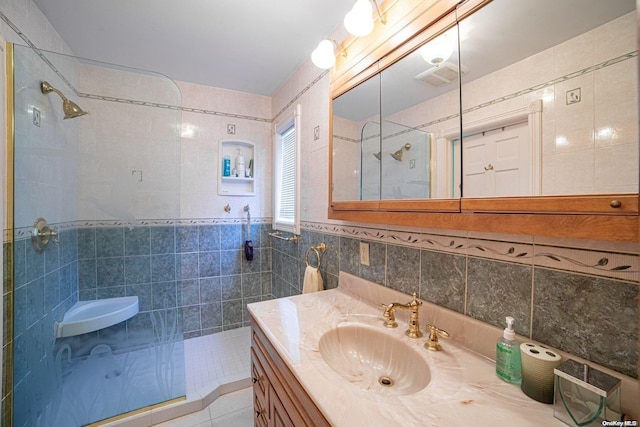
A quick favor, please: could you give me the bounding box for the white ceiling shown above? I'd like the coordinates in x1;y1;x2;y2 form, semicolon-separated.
32;0;355;96
32;0;636;101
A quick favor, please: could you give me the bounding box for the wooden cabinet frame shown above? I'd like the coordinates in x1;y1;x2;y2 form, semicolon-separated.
328;0;639;242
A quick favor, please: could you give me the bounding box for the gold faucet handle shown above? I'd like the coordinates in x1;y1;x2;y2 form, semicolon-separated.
409;292;423;306
379;303;398;328
425;324;450;351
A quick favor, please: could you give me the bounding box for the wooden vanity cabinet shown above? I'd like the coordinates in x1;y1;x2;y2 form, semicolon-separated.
250;316;330;427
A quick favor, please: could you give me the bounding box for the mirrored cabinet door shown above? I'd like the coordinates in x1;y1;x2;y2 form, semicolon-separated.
332;73;381;202
380;25;461;200
458;0;638;200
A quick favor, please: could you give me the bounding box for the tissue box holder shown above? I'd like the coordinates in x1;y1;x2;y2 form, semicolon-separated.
553;359;621;427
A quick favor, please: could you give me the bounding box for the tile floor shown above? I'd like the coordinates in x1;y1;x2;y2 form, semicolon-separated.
154;387;254;427
102;327;253;426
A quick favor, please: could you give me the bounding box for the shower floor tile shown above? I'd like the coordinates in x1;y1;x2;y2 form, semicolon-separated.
184;326;251;398
101;326;251;426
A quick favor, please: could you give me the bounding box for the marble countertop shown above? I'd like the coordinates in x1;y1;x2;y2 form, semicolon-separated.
247;275;566;427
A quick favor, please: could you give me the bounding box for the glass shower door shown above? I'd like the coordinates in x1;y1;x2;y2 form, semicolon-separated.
10;43;185;427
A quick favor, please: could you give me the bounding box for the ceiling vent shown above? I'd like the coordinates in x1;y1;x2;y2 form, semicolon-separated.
414;62;468;87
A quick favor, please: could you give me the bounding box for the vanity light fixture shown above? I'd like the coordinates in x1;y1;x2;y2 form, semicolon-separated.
344;0;387;37
311;39;338;69
312;1;387;69
344;0;374;37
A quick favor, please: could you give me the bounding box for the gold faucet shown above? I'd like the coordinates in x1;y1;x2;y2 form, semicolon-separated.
379;292;423;338
425;324;450;351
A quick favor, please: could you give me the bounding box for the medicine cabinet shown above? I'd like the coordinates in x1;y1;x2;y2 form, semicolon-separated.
218;139;255;196
328;0;639;242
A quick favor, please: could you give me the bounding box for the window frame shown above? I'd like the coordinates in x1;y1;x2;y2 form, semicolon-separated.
273;104;301;235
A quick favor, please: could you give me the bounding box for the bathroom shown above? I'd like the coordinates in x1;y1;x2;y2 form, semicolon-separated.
1;0;638;426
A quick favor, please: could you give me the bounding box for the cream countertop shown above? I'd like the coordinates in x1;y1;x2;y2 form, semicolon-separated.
247;273;567;427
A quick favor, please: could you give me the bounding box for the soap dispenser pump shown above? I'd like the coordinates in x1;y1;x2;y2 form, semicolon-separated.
496;316;522;384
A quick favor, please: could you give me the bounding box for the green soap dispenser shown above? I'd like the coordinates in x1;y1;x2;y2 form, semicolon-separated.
496;316;522;384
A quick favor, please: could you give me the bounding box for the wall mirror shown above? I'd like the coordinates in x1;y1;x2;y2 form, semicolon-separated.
330;0;638;206
458;0;637;199
332;26;462;202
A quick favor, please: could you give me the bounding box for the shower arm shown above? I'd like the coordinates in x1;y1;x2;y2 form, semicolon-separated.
41;81;68;101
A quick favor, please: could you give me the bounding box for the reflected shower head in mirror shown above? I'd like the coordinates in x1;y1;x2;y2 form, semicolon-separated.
41;81;90;120
390;143;411;161
373;152;381;160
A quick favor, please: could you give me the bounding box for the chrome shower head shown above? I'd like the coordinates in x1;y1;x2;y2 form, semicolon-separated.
41;81;89;120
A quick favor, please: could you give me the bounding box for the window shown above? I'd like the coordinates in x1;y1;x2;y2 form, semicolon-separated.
273;105;301;234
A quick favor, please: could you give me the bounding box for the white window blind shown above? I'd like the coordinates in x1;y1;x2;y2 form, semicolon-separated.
278;125;296;221
273;105;301;234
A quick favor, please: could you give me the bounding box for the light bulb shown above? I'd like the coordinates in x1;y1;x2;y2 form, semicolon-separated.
344;0;374;37
311;40;336;69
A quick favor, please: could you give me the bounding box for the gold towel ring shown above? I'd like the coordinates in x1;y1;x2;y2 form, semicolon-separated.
305;243;326;269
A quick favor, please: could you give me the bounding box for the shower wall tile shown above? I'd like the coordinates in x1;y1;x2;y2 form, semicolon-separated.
127;284;152;311
97;286;125;300
466;257;532;336
177;226;199;253
12;240;27;288
25;278;45;328
242;273;262;299
420;250;465;313
124;256;151;285
221;250;242;276
261;271;272;296
199;251;220;278
96;227;124;257
183;306;201;333
201;302;223;330
221;224;242;250
222;299;243;327
152;281;178;310
200;277;222;304
151;254;176;282
180;279;199;306
221;275;242;300
77;228;96;259
25;249;44;283
78;259;97;289
44;243;59;273
59;229;78;265
125;227;150;256
178;252;199;280
97;257;125;287
199;225;220;251
150;226;175;254
533;268;638;378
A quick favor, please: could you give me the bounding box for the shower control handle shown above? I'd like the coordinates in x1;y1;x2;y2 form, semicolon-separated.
31;217;59;253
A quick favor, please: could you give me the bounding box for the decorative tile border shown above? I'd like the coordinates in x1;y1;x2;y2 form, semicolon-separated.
79;93;272;123
7;217;272;241
301;221;639;281
0;11;79;95
272;70;329;123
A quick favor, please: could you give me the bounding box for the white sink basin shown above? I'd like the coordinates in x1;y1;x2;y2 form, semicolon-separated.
318;323;431;395
54;296;139;338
